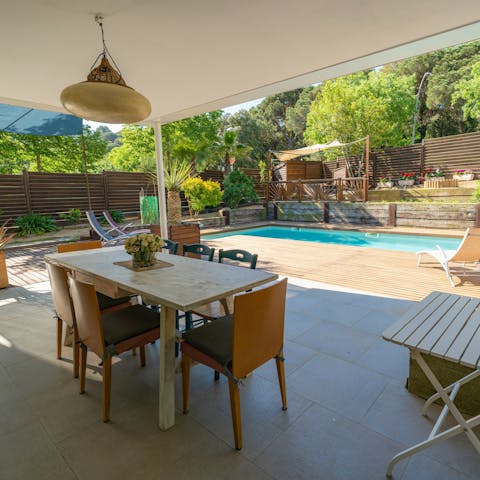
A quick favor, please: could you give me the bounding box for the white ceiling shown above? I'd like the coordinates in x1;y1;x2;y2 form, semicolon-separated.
1;0;479;124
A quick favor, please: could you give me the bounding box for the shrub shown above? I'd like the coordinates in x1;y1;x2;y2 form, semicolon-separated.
181;177;223;215
102;210;125;224
472;181;480;202
15;213;58;236
59;208;82;225
222;169;258;209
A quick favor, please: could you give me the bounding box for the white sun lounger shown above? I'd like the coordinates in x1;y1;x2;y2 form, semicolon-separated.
416;228;480;286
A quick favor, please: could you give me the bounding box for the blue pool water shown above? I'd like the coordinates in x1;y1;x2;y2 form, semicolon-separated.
203;226;462;253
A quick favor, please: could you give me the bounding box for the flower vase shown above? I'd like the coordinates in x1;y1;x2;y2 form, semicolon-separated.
132;250;156;268
398;179;415;187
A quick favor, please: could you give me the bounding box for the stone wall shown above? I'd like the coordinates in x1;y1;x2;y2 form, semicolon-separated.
396;203;476;229
229;205;266;224
269;201;479;229
276;202;325;222
328;203;390;226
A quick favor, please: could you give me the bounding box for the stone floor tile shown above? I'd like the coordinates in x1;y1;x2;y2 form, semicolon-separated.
287;354;389;421
294;320;377;362
255;403;407;480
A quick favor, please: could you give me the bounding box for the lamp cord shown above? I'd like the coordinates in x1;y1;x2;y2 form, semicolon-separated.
89;16;124;83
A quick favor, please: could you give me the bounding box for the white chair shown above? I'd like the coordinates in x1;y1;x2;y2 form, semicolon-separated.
416;228;480;286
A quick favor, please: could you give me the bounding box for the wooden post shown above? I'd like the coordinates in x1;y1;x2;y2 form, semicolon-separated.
102;171;109;211
336;178;344;201
420;139;425;176
265;152;271;203
22;169;32;213
389;203;397;227
323;202;329;224
363;135;370;202
297;181;303;202
476;204;480;228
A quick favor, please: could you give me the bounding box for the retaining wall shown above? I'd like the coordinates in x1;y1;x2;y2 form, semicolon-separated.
269;201;479;230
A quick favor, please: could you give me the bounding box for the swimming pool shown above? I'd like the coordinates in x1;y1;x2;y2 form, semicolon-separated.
203;226;462;253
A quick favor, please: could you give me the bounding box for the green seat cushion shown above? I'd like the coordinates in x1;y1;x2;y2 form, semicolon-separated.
102;305;159;345
97;292;132;311
182;315;233;367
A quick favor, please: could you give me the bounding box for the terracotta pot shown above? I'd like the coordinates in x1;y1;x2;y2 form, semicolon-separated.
0;250;8;288
150;222;200;256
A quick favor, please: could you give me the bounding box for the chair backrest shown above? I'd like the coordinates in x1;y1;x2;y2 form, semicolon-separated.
183;243;215;261
219;249;258;269
68;276;105;358
231;278;287;379
86;211;113;242
163;239;179;255
57;240;102;253
451;228;480;262
46;263;75;327
102;211;124;233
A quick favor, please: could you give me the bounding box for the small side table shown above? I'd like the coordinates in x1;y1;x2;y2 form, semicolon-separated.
383;291;480;477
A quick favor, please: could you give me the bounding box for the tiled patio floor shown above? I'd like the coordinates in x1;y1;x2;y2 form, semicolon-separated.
0;278;479;479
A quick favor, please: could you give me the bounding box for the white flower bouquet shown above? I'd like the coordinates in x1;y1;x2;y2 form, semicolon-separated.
125;233;164;268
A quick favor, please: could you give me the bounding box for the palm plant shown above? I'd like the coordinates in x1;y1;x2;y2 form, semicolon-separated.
214;130;249;175
0;220;15;249
163;160;193;225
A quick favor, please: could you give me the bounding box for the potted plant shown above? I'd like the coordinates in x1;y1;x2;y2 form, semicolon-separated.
124;233;163;268
453;169;475;181
424;168;445;182
398;172;417;187
0;220;15;288
377;176;393;188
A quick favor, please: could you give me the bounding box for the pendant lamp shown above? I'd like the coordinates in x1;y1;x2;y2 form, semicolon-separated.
60;15;151;123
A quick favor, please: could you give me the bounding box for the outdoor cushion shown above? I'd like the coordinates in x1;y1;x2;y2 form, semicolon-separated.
97;292;131;310
102;305;159;345
182;315;233;367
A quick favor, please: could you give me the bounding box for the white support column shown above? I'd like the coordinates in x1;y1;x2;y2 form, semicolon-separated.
153;121;169;239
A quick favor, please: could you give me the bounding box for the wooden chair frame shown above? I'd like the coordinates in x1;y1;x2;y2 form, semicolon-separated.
181;278;288;449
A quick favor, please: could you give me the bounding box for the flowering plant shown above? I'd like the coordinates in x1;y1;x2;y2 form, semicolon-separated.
399;172;417;180
455;169;473;174
378;175;392;184
424;168;444;179
125;233;164;267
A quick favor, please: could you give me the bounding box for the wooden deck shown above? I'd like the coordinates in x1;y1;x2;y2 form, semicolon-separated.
4;232;480;301
204;235;480;301
5;245;54;286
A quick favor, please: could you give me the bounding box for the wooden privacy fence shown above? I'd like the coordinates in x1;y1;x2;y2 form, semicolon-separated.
0;171;156;223
266;178;368;202
360;130;480;184
0;168;265;223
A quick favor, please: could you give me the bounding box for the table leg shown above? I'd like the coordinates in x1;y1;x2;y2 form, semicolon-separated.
220;296;234;315
159;304;176;430
386;350;480;477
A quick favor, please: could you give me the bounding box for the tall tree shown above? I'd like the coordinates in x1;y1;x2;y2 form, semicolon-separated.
305;71;415;154
105;111;223;172
226;87;317;164
385;41;480;139
213;130;249;174
453;61;480;121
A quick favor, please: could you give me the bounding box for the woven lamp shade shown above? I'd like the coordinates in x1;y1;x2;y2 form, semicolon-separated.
60;56;151;123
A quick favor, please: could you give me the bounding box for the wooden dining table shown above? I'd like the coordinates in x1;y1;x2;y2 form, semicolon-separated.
44;246;278;430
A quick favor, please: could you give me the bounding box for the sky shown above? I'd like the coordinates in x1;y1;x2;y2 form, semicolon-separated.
84;98;264;133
